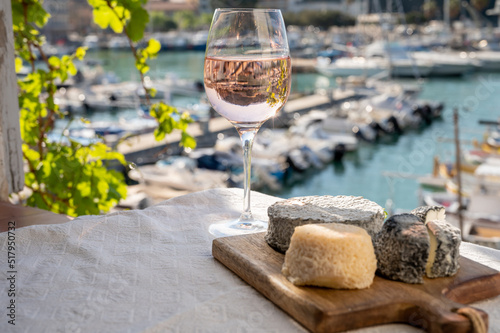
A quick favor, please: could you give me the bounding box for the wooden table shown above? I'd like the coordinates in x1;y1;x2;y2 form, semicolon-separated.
0;201;72;233
0;188;499;333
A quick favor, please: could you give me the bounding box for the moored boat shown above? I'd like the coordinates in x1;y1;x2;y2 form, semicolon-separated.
411;51;477;77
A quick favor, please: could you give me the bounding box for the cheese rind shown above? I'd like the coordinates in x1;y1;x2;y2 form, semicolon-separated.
282;223;377;289
411;205;446;223
373;214;430;284
266;195;385;253
425;219;461;278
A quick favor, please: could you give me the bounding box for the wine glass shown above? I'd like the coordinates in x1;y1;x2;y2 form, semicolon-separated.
204;8;291;237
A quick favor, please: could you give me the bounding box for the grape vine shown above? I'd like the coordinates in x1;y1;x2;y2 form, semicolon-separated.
12;0;196;216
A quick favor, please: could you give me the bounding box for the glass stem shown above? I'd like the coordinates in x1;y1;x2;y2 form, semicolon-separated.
239;129;258;222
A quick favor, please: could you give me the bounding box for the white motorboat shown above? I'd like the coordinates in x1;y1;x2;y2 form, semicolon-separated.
486;130;500;149
421;191;468;214
334;89;439;133
190;143;289;191
83;35;99;50
316;55;434;78
411;51;477;76
108;36;129;50
363;41;435;78
459;159;500;248
389;58;434;77
316;56;387;78
470;51;500;71
131;157;230;193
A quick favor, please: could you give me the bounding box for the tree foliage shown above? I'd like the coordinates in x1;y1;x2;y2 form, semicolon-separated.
471;0;490;12
173;10;197;30
197;12;214;29
12;0;196;216
151;11;177;31
405;11;428;24
170;10;212;30
210;0;258;9
283;10;355;29
422;0;438;20
449;0;461;19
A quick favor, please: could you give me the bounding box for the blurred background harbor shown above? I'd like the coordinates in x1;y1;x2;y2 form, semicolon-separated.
27;0;500;247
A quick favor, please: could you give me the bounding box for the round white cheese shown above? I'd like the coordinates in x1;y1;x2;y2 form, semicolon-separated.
265;195;385;253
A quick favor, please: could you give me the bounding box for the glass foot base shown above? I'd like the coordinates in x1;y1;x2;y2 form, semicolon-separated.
209;219;268;237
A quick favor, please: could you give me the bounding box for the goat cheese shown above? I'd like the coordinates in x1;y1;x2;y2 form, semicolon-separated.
265;195;385;253
373;214;430;284
425;219;461;278
411;205;446;223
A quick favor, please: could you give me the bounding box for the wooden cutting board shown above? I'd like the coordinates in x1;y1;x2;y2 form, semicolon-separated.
212;232;500;333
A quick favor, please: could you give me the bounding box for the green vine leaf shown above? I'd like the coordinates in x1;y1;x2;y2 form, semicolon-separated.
145;38;161;55
126;6;149;42
90;0;126;32
75;47;87;60
15;57;23;73
181;132;197;149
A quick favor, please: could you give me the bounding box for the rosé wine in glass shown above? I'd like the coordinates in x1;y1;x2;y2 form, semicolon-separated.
204;55;291;125
204;8;291;237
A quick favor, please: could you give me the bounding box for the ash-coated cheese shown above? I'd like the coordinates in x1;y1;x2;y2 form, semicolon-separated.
265;195;385;253
425;219;461;278
373;214;430;284
411;205;446;223
282;223;377;289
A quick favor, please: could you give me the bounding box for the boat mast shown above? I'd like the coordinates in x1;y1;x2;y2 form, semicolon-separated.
444;0;450;30
373;0;392;79
453;107;464;240
395;0;422;78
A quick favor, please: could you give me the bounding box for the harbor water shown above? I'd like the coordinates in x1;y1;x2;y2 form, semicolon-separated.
90;50;500;211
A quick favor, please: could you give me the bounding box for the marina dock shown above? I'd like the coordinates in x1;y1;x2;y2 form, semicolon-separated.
118;116;233;165
117;93;338;165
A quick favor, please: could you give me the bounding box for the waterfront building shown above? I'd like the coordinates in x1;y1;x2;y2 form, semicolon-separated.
258;0;369;16
148;0;198;13
42;0;93;43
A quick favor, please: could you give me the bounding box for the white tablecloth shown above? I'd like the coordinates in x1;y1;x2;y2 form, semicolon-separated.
1;188;499;333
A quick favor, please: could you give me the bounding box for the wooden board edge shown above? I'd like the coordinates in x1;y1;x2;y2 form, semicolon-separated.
212;237;322;332
444;259;500;304
212;235;500;333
